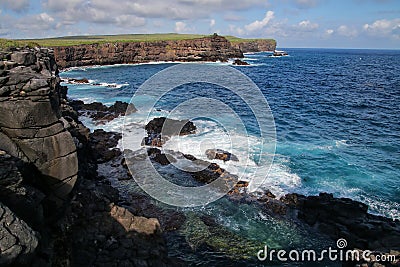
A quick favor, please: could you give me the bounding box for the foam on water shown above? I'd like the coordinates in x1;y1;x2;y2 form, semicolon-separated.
61;49;400;220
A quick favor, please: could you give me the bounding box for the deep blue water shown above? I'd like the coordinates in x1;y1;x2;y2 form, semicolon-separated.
61;48;400;264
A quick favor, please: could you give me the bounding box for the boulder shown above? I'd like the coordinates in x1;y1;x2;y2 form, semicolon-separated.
70;100;137;123
0;152;45;226
89;129;122;163
0;202;39;266
10;51;37;66
109;204;161;235
205;149;239;162
145;117;196;136
143;117;196;147
232;59;250;66
147;148;176;165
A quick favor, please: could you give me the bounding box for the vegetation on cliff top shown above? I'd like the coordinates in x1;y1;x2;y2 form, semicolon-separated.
0;38;39;49
2;33;275;47
225;35;276;45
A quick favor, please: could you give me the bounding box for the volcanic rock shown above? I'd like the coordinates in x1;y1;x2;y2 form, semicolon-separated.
233;59;250;65
205;149;239;162
0;48;78;202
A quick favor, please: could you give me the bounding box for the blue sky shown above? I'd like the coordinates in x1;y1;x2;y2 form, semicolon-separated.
0;0;399;48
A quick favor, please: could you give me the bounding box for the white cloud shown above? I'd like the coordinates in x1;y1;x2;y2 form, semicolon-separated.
175;21;191;33
210;19;216;27
41;0;268;21
115;15;146;28
39;12;54;23
337;25;358;37
325;29;334;35
233;12;319;38
296;20;319;31
13;12;57;32
245;10;274;32
363;18;400;38
0;0;29;12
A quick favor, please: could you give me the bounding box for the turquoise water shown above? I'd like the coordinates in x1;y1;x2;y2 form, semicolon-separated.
61;49;400;265
61;49;399;220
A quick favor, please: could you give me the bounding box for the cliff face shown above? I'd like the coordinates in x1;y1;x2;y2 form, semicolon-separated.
54;35;243;68
0;48;172;266
233;39;276;53
0;48;78;202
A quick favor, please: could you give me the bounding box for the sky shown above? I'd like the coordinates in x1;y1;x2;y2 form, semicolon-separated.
0;0;399;49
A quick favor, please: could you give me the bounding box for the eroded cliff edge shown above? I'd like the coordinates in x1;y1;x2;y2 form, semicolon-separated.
232;39;277;53
0;48;172;266
53;34;276;68
0;48;78;202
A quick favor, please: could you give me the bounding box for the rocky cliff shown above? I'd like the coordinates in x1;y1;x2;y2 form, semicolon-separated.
232;39;276;53
53;34;243;68
0;47;175;266
0;48;78;203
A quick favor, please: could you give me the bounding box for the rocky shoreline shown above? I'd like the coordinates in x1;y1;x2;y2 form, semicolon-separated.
0;47;399;266
52;34;276;69
53;34;247;69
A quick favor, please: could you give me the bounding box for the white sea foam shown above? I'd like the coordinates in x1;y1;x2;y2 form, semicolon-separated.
73;97;98;103
242;57;259;61
360;195;400;220
97;82;129;89
84;104;303;199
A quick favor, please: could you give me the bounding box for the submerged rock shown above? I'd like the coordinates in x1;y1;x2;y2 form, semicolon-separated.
182;213;263;260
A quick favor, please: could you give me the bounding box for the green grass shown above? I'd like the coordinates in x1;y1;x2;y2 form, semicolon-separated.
225;35;276;45
10;33;274;47
16;33;210;47
2;34;275;49
0;38;39;49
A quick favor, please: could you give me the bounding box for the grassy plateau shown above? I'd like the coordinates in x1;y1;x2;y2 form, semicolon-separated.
1;33;274;48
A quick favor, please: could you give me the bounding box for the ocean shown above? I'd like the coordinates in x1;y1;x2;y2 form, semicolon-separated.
61;48;400;265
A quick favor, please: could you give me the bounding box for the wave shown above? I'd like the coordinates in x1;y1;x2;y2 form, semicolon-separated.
242;58;259;61
360;195;400;220
269;55;291;58
76;99;400;220
95;82;129;89
61;77;129;89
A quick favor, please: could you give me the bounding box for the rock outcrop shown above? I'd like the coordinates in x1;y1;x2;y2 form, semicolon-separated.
69;99;137;124
0;202;39;266
205;148;239;162
143;117;196;147
232;59;250;66
54;34;243;68
281;193;400;251
0;48;78;202
232;39;277;53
